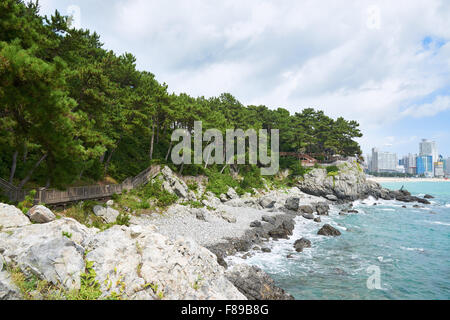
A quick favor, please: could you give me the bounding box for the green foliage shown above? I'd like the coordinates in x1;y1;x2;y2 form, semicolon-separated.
187;181;199;192
62;231;72;239
327;171;339;177
292;163;311;177
80;200;99;217
138;201;151;209
239;166;263;192
193;276;204;291
17;190;36;214
0;0;363;192
356;162;363;173
157;192;178;207
205;170;239;196
8;256;110;300
66;260;102;300
143;282;164;300
115;212;131;227
326;166;339;174
181;200;204;208
8;264;64;300
111;193;120;201
133;180;178;207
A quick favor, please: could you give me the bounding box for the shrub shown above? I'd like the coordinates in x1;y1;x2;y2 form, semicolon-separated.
82;200;98;214
240;166;264;192
111;193;120;201
66;260;102;300
116;213;131;227
205;170;239;196
17;190;37;214
326;165;339;174
138;180;164;199
289;162;311;177
157;193;178;207
138;201;151;209
181;200;204;208
187;181;199;192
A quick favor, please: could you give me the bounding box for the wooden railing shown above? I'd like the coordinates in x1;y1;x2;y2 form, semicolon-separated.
0;165;161;205
0;178;26;202
279;152;318;167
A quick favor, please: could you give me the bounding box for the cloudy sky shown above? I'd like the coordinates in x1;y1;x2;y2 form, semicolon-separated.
38;0;450;157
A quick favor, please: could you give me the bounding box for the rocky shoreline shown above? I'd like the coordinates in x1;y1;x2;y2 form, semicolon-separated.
0;161;434;300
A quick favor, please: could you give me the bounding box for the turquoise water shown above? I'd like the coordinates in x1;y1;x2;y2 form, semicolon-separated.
231;182;450;300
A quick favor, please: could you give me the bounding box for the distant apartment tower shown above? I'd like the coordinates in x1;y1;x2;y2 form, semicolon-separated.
365;154;372;172
402;153;417;175
371;148;398;173
419;138;438;163
434;162;445;178
416;155;433;177
445;158;450;177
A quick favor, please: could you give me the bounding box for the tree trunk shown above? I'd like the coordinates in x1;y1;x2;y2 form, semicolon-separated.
23;145;28;163
220;164;228;174
18;153;47;189
179;163;184;175
204;152;211;169
104;149;115;173
156;117;160;144
105;138;122;173
165;141;173;162
9;150;18;184
99;151;106;163
45;177;51;188
149;122;155;160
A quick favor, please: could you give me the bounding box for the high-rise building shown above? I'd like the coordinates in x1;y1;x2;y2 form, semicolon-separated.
371;148;398;173
419;139;438;164
416;155;433;177
402;153;417;175
434;162;444;178
364;154;372;172
445;158;450;176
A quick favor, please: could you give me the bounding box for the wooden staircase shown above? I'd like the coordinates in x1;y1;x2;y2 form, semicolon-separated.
0;165;161;205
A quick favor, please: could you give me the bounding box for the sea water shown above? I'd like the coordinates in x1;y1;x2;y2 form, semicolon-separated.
229;182;450;299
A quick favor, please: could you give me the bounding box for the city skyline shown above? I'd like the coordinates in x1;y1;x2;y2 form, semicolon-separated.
368;138;447;161
367;137;448;177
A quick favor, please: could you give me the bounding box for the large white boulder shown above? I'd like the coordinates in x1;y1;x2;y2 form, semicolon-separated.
226;188;239;200
17;237;85;290
84;225;246;300
172;180;188;198
0;203;30;229
0;218;97;290
27;205;56;224
160;166;189;199
93;205;119;224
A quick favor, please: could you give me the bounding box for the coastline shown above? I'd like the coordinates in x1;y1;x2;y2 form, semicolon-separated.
0;162;438;300
368;177;450;183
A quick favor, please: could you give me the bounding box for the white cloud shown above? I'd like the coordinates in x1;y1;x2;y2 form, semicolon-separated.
36;0;450;154
401;95;450;118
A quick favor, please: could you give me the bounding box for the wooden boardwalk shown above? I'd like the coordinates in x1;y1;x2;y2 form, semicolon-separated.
279;152;318;167
0;165;161;205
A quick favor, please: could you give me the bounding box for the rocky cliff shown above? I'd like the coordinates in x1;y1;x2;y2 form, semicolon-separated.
0;203;245;300
297;161;431;204
297;161;371;201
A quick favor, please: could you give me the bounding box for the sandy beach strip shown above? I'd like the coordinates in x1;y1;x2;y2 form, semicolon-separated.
368;177;450;183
